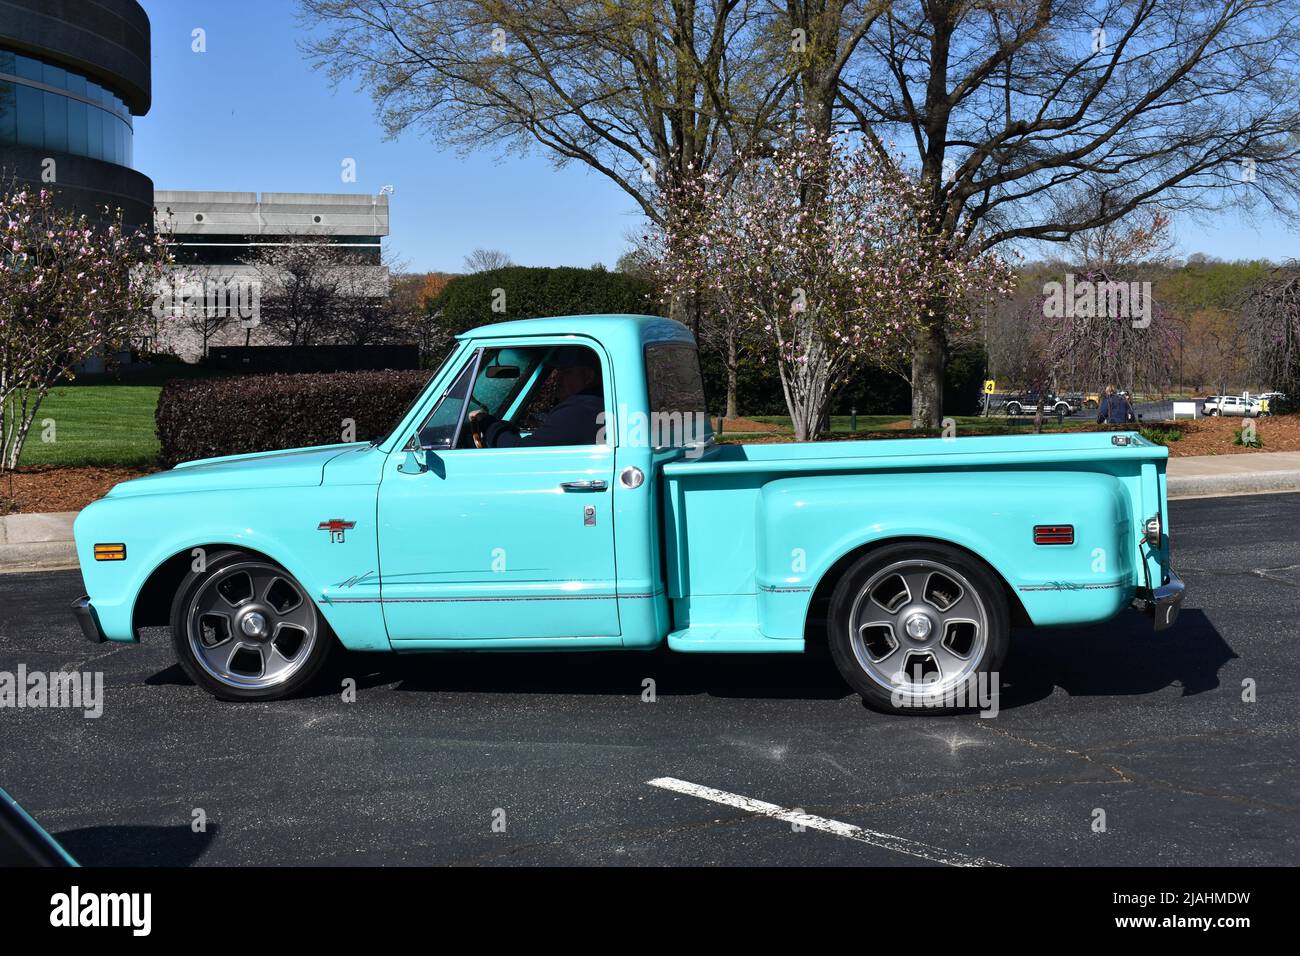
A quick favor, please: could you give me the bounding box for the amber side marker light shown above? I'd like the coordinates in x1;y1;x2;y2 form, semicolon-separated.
93;543;126;561
1033;525;1074;545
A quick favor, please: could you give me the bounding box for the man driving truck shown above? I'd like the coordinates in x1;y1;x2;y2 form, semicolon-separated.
469;346;605;447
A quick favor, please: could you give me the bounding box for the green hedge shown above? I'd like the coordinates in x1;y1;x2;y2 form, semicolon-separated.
156;370;431;467
432;266;657;335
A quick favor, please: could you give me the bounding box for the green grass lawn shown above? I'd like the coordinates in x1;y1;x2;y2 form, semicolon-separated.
16;384;161;468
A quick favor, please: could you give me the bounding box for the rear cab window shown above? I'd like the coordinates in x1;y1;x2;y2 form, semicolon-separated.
644;342;713;449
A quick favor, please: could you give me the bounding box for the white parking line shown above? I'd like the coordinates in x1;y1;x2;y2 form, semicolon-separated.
647;777;1002;867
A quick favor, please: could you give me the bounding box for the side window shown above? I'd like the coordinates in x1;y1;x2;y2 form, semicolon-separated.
417;353;477;448
509;345;607;445
645;343;712;447
418;343;609;450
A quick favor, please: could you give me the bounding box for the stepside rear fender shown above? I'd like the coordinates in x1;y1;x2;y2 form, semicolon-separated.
755;469;1138;639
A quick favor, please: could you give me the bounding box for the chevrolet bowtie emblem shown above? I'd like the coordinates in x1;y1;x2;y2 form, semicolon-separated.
318;519;356;544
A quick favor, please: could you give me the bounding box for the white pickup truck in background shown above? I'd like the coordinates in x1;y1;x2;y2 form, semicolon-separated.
1201;395;1261;417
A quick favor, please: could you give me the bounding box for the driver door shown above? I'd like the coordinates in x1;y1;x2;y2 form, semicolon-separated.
375;341;621;643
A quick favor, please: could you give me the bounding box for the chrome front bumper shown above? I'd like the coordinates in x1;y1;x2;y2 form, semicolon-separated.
72;595;106;644
1131;570;1186;631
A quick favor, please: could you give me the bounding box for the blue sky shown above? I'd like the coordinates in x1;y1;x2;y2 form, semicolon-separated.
137;0;1298;273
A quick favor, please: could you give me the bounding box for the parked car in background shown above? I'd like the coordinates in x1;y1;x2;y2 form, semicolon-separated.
1201;395;1260;417
1058;392;1086;413
1082;392;1101;409
1003;391;1075;417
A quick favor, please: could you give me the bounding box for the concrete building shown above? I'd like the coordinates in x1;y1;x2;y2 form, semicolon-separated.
153;190;392;361
0;0;153;226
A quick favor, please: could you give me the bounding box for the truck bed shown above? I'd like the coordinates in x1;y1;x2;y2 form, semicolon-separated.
659;432;1170;652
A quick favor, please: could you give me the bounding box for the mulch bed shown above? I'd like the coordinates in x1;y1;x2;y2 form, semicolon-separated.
0;466;155;516
1164;415;1300;456
716;416;785;433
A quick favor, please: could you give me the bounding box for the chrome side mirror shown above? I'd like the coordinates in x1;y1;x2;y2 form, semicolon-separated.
399;435;438;473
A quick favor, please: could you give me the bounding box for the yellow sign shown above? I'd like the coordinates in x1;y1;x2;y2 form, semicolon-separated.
983;379;996;394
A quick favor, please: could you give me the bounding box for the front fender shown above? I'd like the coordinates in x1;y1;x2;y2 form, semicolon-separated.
74;483;388;650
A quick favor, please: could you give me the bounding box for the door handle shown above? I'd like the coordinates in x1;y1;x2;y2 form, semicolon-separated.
560;480;608;492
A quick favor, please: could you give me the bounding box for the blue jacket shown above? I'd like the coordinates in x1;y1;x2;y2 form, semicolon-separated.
1097;394;1133;425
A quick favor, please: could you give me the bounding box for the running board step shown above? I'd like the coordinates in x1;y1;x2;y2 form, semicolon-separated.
667;626;803;653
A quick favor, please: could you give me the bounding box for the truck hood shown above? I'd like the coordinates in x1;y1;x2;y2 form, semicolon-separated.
106;443;367;499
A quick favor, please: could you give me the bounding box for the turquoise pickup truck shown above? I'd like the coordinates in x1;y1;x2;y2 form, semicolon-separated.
73;314;1184;712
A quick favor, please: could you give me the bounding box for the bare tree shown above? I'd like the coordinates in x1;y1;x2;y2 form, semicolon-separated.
246;237;384;346
164;274;235;359
1240;261;1300;397
462;248;513;273
298;0;792;226
834;0;1300;425
1051;205;1176;275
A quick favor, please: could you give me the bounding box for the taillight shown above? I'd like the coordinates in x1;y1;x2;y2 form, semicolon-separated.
1144;514;1162;548
1034;525;1074;545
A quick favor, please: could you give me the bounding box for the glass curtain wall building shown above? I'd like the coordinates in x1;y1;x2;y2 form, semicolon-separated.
0;0;152;226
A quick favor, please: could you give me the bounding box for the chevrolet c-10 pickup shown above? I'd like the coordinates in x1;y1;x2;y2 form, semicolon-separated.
72;314;1184;712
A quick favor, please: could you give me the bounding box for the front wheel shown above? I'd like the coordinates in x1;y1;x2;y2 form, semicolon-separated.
170;549;333;701
827;543;1009;714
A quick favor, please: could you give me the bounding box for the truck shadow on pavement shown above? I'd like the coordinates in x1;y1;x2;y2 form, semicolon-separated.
999;608;1235;709
330;607;1233;710
328;646;854;701
143;608;1235;711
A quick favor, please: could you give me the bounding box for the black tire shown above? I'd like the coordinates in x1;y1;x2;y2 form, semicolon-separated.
169;549;334;701
1054;403;1070;417
1209;408;1220;416
1006;402;1022;416
827;542;1009;714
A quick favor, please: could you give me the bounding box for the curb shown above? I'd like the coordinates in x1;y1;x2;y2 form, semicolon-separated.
0;512;79;574
1167;470;1300;500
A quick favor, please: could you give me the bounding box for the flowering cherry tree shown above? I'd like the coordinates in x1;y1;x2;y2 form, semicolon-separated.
1;184;171;471
649;132;1012;440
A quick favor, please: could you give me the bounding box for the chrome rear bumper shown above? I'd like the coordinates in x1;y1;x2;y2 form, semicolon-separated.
1131;570;1185;631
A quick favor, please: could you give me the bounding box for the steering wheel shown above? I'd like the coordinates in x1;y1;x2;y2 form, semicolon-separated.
468;395;489;448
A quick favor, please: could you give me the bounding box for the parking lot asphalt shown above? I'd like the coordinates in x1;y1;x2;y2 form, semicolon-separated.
0;493;1296;867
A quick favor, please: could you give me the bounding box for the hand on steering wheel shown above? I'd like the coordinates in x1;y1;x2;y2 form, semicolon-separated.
468;410;488;448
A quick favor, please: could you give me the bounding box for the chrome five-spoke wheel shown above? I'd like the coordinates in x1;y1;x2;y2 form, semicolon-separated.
848;559;988;695
827;543;1010;713
170;550;332;700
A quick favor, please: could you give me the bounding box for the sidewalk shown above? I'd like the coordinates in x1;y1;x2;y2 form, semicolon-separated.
1166;451;1300;499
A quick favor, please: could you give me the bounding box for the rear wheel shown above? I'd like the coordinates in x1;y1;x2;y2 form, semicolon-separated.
827;542;1009;714
169;549;333;701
